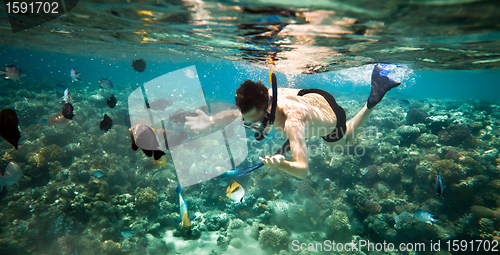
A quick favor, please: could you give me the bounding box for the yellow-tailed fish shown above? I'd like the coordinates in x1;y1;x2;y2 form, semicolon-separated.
175;185;191;234
226;182;245;203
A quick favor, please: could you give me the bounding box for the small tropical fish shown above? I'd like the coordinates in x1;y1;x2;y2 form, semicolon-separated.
49;166;61;172
107;95;117;109
62;103;74;120
144;98;173;111
275;181;283;187
70;68;80;82
399;99;411;107
310;217;317;225
413;209;438;225
218;168;239;179
183;68;197;79
169;109;188;124
176;185;192;234
63;142;83;154
226;182;245;203
62;87;71;103
0;162;22;192
0;65;24;81
92;170;103;178
143;158;167;170
48;113;69;128
98;78;113;89
129;124;166;160
132;59;146;72
100;114;112;132
219;180;227;187
0;109;21;150
436;168;445;198
121;229;133;239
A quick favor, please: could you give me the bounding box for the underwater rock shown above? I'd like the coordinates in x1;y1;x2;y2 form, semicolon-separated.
205;210;232;231
251;222;267;239
258;225;289;252
416;133;438;148
28;152;47;167
377;163;402;182
438;124;476;148
98;129;121;153
229;218;246;229
479;218;495;237
471;205;500;219
101;240;123;255
99;180;110;196
469;121;485;134
135;188;159;213
229;237;243;249
217;235;231;251
147;222;162;235
39;144;68;164
374;181;391;198
396;125;421;142
368;217;390;238
431;160;466;183
364;199;382;214
406;108;428;125
145;238;169;255
63;142;83;158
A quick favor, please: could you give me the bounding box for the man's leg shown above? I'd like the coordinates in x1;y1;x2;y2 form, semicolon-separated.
330;63;401;147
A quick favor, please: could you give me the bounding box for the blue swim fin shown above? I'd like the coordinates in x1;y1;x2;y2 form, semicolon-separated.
367;63;401;109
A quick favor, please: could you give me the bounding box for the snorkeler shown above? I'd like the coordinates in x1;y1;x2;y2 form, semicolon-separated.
186;64;401;179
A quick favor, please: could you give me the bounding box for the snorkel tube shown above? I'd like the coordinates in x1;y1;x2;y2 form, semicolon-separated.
255;71;278;141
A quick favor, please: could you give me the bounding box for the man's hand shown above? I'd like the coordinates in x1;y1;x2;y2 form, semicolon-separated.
259;154;285;169
185;109;212;131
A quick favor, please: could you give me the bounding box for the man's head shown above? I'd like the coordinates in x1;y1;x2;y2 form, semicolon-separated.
235;79;270;131
235;79;269;114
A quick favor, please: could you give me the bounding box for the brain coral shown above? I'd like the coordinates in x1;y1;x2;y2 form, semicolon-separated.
406;109;428;125
258;225;289;252
438;124;476;148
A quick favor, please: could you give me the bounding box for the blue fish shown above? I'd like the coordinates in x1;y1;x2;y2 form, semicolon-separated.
0;65;24;81
436;168;445;198
121;228;133;238
176;185;192;234
70;68;80;82
399;99;411;107
98;78;113;89
0;162;22;192
92;170;103;178
413;209;438;225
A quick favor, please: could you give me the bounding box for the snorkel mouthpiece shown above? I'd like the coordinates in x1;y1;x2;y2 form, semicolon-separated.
255;71;277;140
